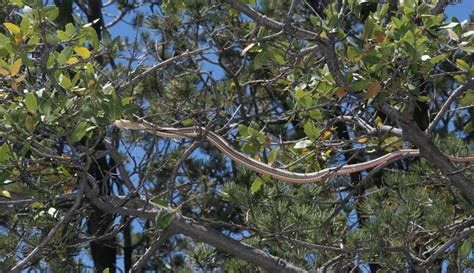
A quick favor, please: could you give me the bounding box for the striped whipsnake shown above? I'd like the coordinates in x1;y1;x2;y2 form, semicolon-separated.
114;119;474;184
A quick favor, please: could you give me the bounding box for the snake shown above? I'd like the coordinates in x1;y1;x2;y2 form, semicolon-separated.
114;119;474;185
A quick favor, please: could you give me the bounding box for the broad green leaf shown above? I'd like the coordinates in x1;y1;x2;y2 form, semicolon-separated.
0;143;10;162
58;47;73;65
109;91;123;119
303;122;320;140
310;15;320;27
294;87;306;101
102;268;110;273
59;74;72;89
429;54;447;64
238;124;249;137
0;33;9;47
57;30;69;41
309;109;323;121
347;46;362;61
20;16;30;35
44;6;59;21
65;23;76;36
268;149;277;164
25;92;37;114
459;90;474;106
70;121;89;144
251;176;264;193
353;79;375;91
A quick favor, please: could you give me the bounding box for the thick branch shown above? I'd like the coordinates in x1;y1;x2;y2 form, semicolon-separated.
84;184;307;273
400;120;474;203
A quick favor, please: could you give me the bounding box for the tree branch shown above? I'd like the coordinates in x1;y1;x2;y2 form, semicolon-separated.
426;83;471;135
83;182;307;273
10;180;85;272
130;227;175;273
116;47;209;92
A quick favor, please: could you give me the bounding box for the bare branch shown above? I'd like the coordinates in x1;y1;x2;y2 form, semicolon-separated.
116;47;210;92
426;84;471;135
130;227;175;273
10;180;85;272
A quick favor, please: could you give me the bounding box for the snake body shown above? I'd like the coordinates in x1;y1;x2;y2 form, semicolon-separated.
114;119;473;184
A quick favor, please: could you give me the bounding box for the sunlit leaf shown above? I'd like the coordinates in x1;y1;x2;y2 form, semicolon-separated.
10;58;22;76
251;176;264;193
0;190;11;199
4;22;21;34
74;46;91;58
25;92;37;114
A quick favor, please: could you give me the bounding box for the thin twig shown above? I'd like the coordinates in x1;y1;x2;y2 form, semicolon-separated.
10;180;85;272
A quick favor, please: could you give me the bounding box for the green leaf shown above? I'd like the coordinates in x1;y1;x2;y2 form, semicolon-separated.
459;90;474;106
363;16;375;40
310;15;320;27
429;54;447;64
303;122;320;140
238;124;249;137
309;109;323;121
70;121;89;144
65;23;76;37
251;176;264;193
182;118;193;126
0;33;9;47
0;143;11;162
352;79;375;91
57;30;68;41
20;16;30;35
268;149;277;164
102;268;110;273
59;74;72;89
122;104;140;117
24;92;37;114
151;199;168;206
58;47;73;65
44;6;59;21
459;240;472;259
108;91;123;119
